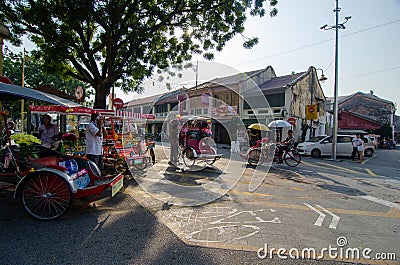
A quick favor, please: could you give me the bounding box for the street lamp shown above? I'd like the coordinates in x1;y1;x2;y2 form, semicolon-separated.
321;0;351;160
316;68;328;83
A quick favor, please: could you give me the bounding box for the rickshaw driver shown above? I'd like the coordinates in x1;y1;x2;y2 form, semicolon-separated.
168;120;179;166
276;129;295;164
38;114;59;149
86;113;108;170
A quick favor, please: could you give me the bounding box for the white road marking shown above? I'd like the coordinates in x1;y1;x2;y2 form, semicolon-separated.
360;195;400;210
304;203;326;227
316;204;340;229
304;203;340;229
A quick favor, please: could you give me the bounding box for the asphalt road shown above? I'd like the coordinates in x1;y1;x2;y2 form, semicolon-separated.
0;185;350;265
0;146;398;265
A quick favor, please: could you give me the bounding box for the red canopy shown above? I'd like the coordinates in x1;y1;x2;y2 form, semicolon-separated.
30;105;95;115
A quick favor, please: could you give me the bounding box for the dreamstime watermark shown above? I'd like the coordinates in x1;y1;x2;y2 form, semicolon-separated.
257;236;397;261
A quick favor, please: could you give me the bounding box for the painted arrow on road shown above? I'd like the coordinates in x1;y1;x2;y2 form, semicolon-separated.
304;203;340;229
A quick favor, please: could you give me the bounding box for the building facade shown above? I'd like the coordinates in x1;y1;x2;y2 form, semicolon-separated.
123;66;328;144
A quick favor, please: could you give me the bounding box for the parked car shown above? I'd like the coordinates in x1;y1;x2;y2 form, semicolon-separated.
297;135;375;158
365;135;378;149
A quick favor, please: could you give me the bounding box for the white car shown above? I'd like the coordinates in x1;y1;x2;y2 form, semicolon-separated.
297;135;375;158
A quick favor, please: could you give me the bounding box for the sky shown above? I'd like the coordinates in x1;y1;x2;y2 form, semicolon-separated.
6;0;400;114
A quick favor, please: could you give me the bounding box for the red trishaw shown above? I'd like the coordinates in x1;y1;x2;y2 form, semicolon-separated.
0;105;124;220
178;116;222;167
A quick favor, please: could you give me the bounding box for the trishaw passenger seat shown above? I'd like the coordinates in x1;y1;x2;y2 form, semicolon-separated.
87;160;102;181
32;156;61;167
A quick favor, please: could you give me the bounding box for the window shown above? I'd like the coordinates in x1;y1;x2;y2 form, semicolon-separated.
170;102;178;111
337;136;352;143
265;93;285;107
155;103;168;113
143;106;151;114
243;93;285;109
214;91;239;107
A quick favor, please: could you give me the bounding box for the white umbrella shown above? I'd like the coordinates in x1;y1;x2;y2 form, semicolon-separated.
268;120;292;128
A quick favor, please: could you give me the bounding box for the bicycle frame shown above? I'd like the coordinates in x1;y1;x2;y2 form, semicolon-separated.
246;143;301;167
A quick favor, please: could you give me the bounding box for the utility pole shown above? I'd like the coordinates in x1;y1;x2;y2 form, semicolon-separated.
321;0;351;160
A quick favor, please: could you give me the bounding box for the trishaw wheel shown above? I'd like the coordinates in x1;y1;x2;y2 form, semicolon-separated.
114;159;127;174
183;147;196;167
248;149;261;166
133;158;147;170
21;172;73;220
284;150;301;167
204;147;217;165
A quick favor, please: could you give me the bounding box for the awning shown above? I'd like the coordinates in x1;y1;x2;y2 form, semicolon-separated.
0;82;81;107
30;105;94;115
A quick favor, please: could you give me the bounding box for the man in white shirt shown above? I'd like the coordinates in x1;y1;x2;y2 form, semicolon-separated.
86;113;108;170
351;134;361;161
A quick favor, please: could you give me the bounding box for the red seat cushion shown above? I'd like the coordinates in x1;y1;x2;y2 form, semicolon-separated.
31;156;61;167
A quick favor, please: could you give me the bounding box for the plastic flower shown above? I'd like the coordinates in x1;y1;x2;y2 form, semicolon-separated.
62;133;78;141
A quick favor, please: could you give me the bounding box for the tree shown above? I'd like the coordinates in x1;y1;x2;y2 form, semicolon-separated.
2;49;91;122
380;123;393;140
1;0;278;108
3;50;88;97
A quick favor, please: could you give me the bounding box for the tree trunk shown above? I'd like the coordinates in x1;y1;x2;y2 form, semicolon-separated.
93;86;108;109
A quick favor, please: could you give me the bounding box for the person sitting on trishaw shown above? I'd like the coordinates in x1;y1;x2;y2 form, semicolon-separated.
276;129;295;164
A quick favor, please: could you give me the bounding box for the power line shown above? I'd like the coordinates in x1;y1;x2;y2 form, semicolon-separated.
341;19;400;38
237;19;400;66
341;66;400;80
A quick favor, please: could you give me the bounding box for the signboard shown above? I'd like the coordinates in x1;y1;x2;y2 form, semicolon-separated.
201;93;210;105
113;98;124;109
306;104;318;120
74;86;85;102
287;117;296;126
30;105;94;114
211;105;237;117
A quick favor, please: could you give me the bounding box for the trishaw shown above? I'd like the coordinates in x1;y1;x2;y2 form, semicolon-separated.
99;110;155;173
0;106;124;220
178;116;222;167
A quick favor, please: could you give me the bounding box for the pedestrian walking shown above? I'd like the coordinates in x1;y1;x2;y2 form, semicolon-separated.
351;134;361;161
